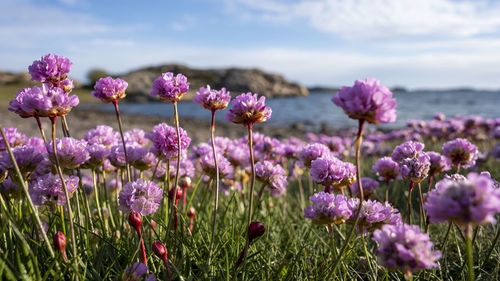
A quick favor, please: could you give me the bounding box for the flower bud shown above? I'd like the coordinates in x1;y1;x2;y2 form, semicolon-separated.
248;221;265;243
187;207;196;218
53;231;66;253
179;176;192;189
168;186;183;201
152;241;167;259
128;211;142;234
150;219;157;229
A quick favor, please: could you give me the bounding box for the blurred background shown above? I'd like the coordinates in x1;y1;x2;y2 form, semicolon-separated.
1;0;500;130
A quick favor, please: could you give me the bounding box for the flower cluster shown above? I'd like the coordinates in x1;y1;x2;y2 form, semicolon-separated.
331;78;397;124
225;92;272;126
150;72;190;103
372;224;441;273
148;123;191;159
442;138;478;169
91;77;128;103
255;160;288;194
304;192;352;225
30;173;79;206
118;179;163;215
425;172;500;227
193;85;231;111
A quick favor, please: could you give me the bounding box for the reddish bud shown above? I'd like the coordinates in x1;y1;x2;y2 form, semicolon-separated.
179;176;192;189
150;219;157;229
128;211;142;234
169;186;183;202
152;241;167;259
54;231;66;253
248;221;265;243
187;207;196;218
54;231;68;263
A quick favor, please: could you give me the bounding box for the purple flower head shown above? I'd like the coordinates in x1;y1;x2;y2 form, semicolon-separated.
30;173;79;206
332;78;397;124
127;146;156;171
119;179;163;215
299;143;331;168
26;137;47;154
427;151;451;175
125;129;149;147
372;157;399;181
91;76;128;103
83;144;110;169
310;156;346;186
225;92;272;126
442;138;478;169
9;88;35;118
148;123;191;160
0;145;44;175
282;137;305;159
122;262;156;281
46;137;90;169
425;172;500;227
1;177;19;198
165;157;195;179
84;125;119;147
109;144;129;168
23;84;79;117
348;199;402;233
304;192;352;225
391;141;425;163
199;152;233;179
194;85;231;111
255;161;288;193
28;54;71;83
227;142;249;167
372;224;441;273
319;135;345;156
0;127;27;151
399;153;431;183
150;72;189;103
349;177;379;199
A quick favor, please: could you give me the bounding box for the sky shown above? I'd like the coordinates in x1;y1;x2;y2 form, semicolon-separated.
2;0;500;89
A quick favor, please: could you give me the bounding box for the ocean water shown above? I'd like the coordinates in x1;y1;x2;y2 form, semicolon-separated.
91;90;500;130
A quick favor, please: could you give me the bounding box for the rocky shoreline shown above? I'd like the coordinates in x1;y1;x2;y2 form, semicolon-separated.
0;104;311;144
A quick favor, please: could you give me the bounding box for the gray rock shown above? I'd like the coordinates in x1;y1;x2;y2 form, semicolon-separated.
119;64;308;102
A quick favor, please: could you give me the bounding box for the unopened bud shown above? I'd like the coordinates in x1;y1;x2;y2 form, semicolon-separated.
248;221;265;243
54;231;66;253
179;176;192;189
169;186;183;201
187;207;196;218
128;211;142;234
150;219;157;229
152;241;167;259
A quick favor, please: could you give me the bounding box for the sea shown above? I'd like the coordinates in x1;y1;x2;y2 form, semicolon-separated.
90;90;500;130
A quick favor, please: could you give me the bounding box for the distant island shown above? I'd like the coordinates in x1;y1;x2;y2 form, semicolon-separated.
118;65;309;102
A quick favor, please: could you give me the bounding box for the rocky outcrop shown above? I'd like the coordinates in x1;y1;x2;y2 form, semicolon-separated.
119;64;309;102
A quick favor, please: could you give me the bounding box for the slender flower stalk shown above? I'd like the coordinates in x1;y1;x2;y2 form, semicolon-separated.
50;117;78;275
92;169;106;236
465;225;474;281
113;100;131;182
0;124;55;258
208;109;219;266
34;116;47;142
129;211;147;265
240;124;257;273
408;181;414;224
172;101;182;215
327;119;365;278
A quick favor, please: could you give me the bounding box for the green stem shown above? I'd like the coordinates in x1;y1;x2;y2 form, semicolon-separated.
361;231;375;279
92;170;106;237
465;225;474;281
113;100;131;182
241;124;256;276
50;117;79;279
407;182;414;225
208;110;220;268
326;119;365;279
417;182;426;230
0;124;55;258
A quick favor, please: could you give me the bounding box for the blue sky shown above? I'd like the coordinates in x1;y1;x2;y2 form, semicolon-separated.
2;0;500;89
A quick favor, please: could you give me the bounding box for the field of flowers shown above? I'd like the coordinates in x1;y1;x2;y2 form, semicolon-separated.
0;54;499;281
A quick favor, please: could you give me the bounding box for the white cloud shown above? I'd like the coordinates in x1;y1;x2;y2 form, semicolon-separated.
226;0;500;39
